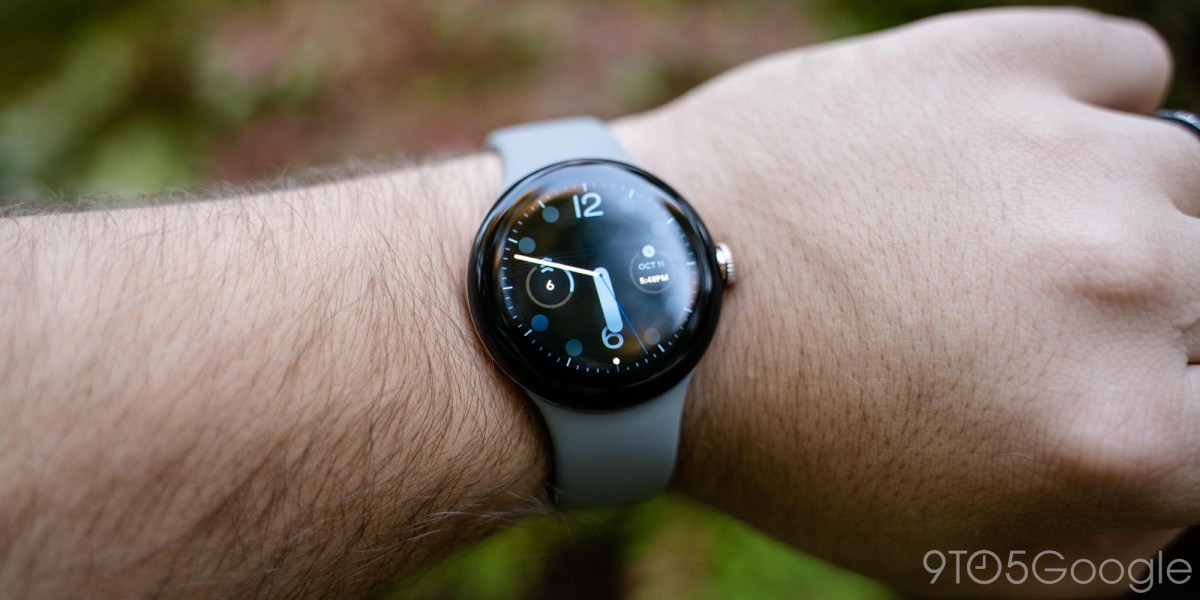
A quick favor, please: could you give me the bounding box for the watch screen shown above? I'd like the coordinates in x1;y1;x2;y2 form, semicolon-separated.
469;160;722;408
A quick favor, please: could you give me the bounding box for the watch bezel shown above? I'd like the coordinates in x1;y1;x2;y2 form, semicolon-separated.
467;159;723;411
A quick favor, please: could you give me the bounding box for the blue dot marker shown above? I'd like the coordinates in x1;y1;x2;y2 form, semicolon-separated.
565;339;583;357
542;206;560;223
531;314;549;331
518;237;536;253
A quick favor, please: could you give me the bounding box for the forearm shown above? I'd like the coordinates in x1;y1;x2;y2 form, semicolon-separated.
0;155;548;598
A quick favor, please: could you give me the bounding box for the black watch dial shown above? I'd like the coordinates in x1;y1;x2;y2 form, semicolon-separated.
468;159;723;410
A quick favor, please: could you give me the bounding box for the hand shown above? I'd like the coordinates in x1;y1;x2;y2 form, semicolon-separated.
615;7;1200;597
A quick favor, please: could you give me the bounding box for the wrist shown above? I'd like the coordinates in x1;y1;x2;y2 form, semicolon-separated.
222;153;554;582
611;112;825;519
363;153;550;509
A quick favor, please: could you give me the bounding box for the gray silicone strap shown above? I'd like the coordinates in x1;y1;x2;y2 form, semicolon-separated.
488;116;634;190
532;374;692;510
488;116;689;510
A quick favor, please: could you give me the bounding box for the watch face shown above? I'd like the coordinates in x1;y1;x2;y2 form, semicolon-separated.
468;159;723;410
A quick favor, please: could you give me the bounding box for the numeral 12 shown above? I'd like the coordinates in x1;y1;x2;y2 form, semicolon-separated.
573;192;603;218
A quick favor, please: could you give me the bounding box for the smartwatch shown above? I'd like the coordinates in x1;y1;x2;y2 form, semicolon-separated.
467;117;734;509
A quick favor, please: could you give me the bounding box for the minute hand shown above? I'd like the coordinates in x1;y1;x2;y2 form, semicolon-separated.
593;268;622;333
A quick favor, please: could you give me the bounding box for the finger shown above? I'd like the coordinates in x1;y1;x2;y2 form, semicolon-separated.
1187;365;1200;430
1088;110;1200;218
1185;324;1200;364
1172;219;1200;362
1149;112;1200;218
931;8;1173;112
1158;217;1200;361
1101;362;1200;528
1043;105;1200;221
1163;218;1200;362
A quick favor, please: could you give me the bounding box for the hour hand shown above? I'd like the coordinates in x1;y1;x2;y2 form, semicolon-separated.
593;267;622;333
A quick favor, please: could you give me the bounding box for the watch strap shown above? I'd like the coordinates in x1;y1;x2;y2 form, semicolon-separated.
488;116;634;190
531;373;692;510
487;116;688;510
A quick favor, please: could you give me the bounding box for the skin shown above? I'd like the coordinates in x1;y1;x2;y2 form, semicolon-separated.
1;6;1197;599
616;7;1200;596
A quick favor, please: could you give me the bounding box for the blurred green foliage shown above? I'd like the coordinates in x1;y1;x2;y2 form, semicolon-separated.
0;0;812;204
394;497;897;600
1;0;222;201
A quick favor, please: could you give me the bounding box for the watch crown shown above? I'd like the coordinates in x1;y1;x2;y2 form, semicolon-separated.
714;242;735;286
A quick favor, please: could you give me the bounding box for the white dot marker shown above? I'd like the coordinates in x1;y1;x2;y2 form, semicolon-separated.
642;245;655;258
612;357;621;365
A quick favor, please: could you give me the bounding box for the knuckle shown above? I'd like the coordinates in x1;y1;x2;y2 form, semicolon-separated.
899;8;1171;90
1109;16;1173;78
1045;218;1175;305
1158;121;1200;173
